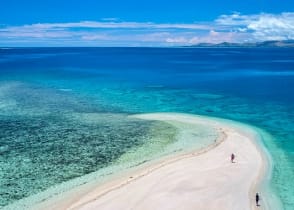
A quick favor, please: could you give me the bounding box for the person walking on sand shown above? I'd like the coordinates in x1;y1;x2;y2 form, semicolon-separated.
231;153;235;163
256;193;260;206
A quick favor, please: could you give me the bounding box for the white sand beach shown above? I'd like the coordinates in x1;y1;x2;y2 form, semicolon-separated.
16;113;269;210
37;113;264;210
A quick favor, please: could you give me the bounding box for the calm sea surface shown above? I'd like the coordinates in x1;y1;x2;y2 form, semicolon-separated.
0;47;293;209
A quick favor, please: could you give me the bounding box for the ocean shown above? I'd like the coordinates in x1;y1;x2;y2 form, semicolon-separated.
0;47;293;209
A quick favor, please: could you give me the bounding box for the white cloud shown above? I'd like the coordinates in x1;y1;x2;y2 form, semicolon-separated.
0;12;293;46
166;30;246;45
166;37;189;43
81;34;112;41
0;21;212;31
216;12;294;41
101;18;120;21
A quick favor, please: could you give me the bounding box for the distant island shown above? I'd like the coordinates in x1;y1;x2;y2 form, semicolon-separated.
186;40;294;48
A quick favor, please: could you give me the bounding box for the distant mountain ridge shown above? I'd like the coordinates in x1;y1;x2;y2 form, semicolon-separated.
188;40;294;48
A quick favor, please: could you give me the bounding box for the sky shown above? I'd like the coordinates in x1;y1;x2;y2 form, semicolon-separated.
0;0;293;46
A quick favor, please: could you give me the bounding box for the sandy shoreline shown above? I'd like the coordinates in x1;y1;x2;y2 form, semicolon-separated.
6;113;272;210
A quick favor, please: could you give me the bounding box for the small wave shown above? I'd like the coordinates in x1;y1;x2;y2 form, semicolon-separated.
250;71;294;76
145;85;165;88
59;88;73;92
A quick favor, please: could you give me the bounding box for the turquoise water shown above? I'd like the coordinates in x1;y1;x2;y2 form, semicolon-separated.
0;47;293;209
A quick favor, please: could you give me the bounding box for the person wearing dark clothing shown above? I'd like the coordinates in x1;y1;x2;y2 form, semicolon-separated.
256;193;260;206
231;153;235;163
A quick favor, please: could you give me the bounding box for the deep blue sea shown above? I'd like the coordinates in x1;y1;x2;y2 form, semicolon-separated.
0;47;293;209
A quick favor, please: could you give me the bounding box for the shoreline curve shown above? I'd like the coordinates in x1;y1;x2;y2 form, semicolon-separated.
4;113;280;210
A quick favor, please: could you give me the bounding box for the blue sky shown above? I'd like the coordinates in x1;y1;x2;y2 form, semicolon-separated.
0;0;293;46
